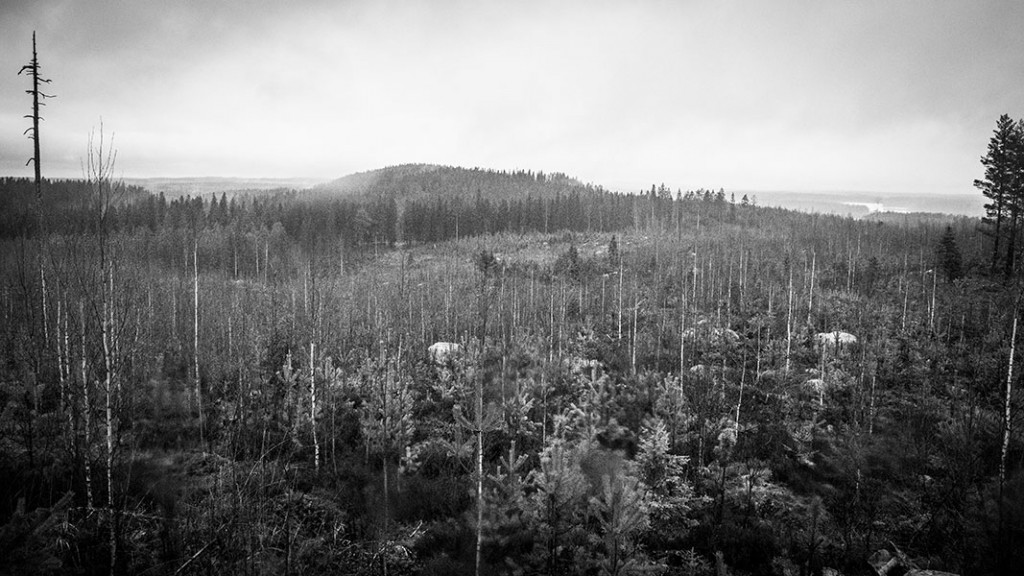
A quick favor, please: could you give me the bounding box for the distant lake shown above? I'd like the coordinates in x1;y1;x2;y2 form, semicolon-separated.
739;190;984;218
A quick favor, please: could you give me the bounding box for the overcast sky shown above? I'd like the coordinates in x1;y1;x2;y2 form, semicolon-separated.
1;0;1022;195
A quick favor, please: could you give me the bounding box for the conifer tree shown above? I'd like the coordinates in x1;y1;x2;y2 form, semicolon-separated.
937;226;963;283
976;114;1022;273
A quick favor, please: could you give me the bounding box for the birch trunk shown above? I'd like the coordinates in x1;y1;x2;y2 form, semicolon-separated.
80;299;94;510
1001;312;1016;490
806;251;816;327
194;239;203;445
786;268;794;374
310;341;319;471
631;281;639;375
475;367;484;576
103;269;117;575
56;295;67;440
617;255;624;341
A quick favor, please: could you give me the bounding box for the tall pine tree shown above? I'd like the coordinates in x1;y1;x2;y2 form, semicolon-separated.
976;114;1022;274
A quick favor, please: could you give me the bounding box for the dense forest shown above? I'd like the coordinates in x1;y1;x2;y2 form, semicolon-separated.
1;138;1022;576
1;166;701;245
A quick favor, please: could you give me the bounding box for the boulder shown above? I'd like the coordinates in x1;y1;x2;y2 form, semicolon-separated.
815;331;857;349
690;364;712;377
428;342;460;364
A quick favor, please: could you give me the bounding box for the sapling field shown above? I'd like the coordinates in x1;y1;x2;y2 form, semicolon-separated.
1;164;1019;575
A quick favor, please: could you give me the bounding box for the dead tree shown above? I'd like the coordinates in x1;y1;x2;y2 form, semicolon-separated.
19;31;55;228
19;32;55;456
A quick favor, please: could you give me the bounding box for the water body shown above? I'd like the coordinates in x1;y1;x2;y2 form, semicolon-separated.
741;191;983;218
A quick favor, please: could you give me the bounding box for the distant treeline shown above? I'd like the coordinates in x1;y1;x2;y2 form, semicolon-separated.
1;172;751;250
0;177;148;235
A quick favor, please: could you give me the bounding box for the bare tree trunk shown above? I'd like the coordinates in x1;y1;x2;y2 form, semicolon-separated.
475;367;484;576
739;248;746;315
806;251;816;327
1001;311;1016;491
381;348;391;576
548;290;555;363
929;270;937;332
80;299;94;511
900;255;909;331
63;293;75;447
692;245;700;363
56;294;67;441
193;239;203;446
618;255;623;341
726;255;733;320
632;279;639;375
446;264;453;335
102;269;117;575
601;274;606;320
255;237;260;280
41;264;49;348
999;306;1017;573
382;454;389;576
679;290;686;378
755;322;763;384
786;268;794;374
310;341;319;471
736;352;746;427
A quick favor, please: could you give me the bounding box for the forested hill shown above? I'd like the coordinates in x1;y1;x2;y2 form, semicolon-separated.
0;169;686;245
312;163;592;202
309;165;712;242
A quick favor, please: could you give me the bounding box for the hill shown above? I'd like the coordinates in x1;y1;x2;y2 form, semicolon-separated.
312;163;593;202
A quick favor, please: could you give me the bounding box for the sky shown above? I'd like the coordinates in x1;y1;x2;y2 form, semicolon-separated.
1;0;1023;196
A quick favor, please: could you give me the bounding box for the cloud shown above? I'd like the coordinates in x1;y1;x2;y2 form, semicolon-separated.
1;0;1022;194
